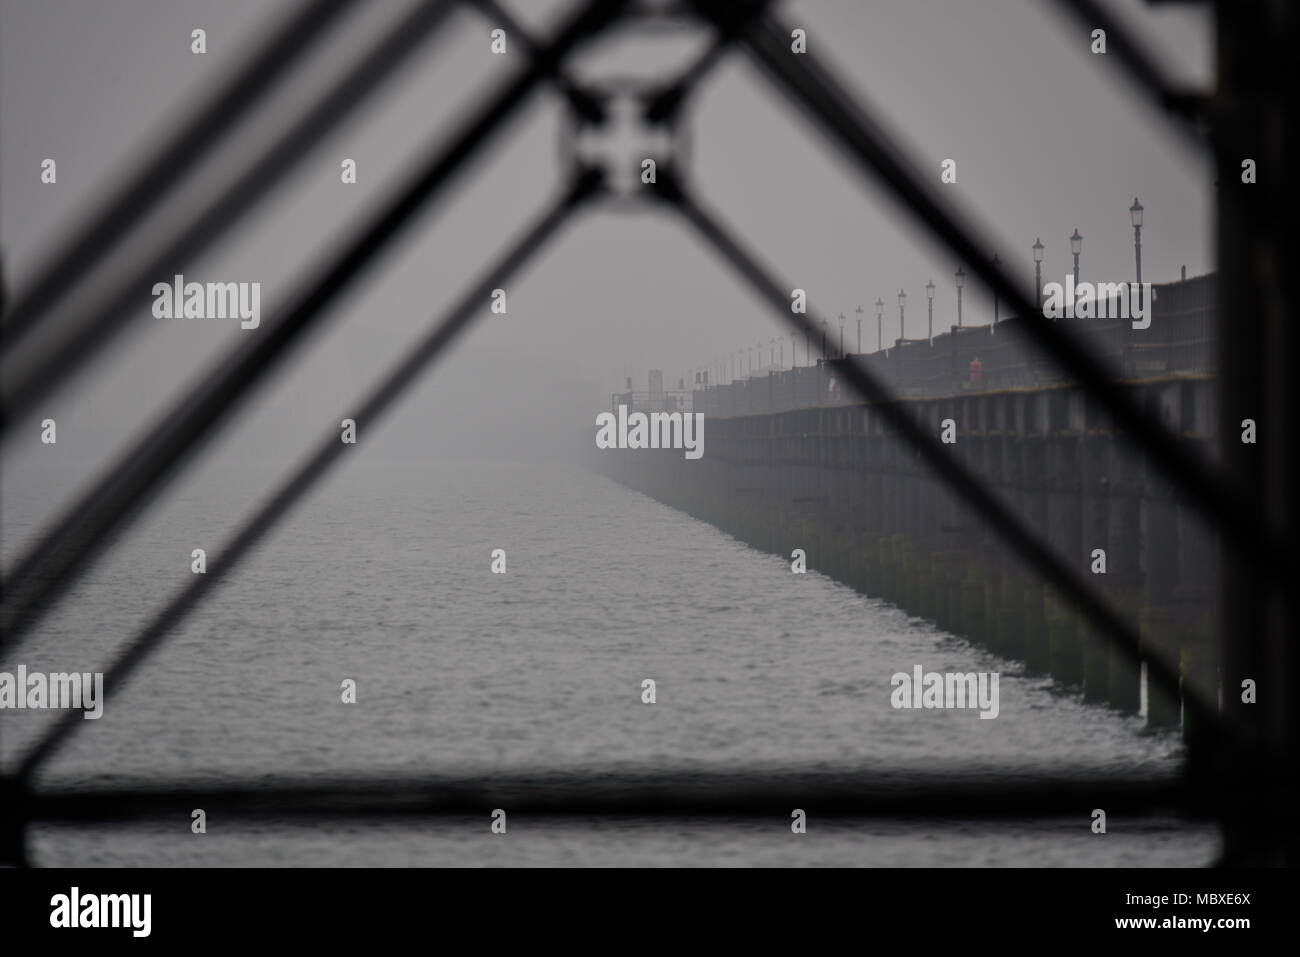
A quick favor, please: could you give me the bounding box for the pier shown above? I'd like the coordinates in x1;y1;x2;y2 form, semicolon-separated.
595;272;1220;727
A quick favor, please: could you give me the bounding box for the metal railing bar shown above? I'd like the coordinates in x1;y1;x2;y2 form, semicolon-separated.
0;0;357;353
12;170;603;783
11;768;1207;822
641;0;773;122
0;0;1249;861
1049;0;1211;149
467;0;605;123
0;0;459;438
0;0;629;655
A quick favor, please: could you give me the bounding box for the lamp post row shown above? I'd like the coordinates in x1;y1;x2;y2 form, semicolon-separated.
695;198;1144;377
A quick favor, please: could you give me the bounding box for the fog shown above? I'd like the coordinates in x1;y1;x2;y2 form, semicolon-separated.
1;0;1210;483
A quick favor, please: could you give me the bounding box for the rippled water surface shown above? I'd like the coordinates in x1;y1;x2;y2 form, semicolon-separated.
1;458;1215;865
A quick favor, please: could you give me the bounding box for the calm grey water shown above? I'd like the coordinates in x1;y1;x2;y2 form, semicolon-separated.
1;457;1215;865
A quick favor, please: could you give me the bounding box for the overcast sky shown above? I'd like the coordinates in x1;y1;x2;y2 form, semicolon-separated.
1;0;1212;485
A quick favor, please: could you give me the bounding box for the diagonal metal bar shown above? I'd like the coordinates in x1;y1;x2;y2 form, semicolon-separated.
1;0;459;438
0;0;357;351
0;0;629;654
642;27;743;124
13;170;603;783
10;768;1208;823
645;0;776;119
654;172;1231;745
698;3;1278;575
469;0;768;125
466;0;605;123
1049;0;1210;148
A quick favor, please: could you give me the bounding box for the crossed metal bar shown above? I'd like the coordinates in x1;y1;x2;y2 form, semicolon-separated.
0;0;1245;858
1049;0;1212;149
0;0;630;650
0;0;461;438
13;168;604;782
0;0;357;354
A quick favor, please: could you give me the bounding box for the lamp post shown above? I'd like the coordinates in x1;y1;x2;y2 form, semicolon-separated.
855;304;864;354
955;266;966;327
1032;237;1044;308
1130;197;1143;284
770;337;775;367
820;317;827;360
925;279;935;344
838;312;845;358
1070;228;1082;286
990;253;1001;328
875;297;884;351
897;289;906;344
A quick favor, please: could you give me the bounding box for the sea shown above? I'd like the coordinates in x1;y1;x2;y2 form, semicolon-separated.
0;455;1216;866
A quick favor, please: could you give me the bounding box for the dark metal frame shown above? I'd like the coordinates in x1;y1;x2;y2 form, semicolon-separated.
2;0;1294;867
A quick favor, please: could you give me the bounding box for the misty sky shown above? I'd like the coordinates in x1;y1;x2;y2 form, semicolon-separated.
1;0;1211;485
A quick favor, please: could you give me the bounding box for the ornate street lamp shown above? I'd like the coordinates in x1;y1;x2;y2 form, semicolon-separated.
925;279;935;343
1032;237;1044;308
1130;197;1144;284
990;253;1001;327
955;266;966;327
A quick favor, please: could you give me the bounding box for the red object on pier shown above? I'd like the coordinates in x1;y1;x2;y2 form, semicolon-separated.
969;356;982;385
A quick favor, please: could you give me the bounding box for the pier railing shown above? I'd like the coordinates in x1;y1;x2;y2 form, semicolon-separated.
695;272;1216;417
